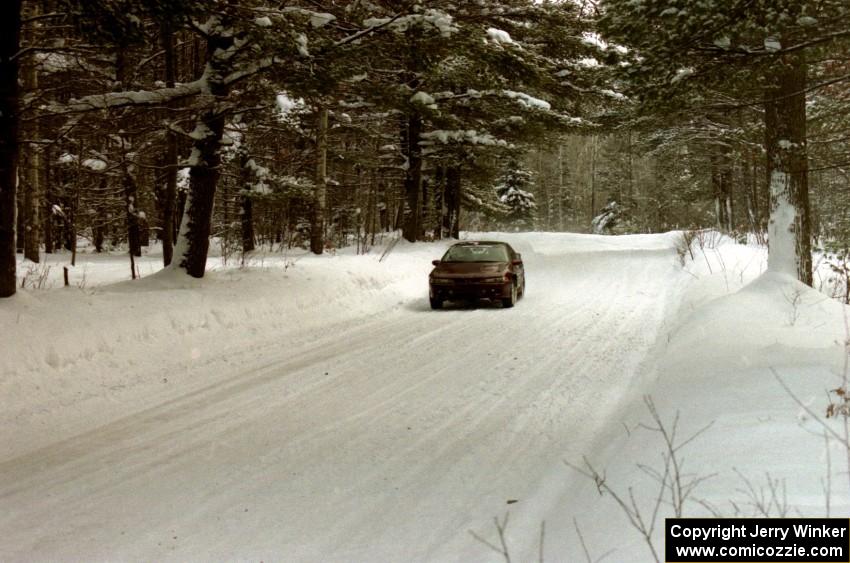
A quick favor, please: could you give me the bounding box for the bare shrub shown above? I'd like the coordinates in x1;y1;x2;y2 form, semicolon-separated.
782;286;805;326
469;513;514;563
732;469;791;517
469;514;548;563
675;230;696;266
20;261;53;290
565;397;715;563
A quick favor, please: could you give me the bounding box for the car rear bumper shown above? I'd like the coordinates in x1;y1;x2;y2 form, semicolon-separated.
430;281;512;301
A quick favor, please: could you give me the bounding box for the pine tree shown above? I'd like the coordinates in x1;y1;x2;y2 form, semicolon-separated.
599;0;850;285
495;162;536;230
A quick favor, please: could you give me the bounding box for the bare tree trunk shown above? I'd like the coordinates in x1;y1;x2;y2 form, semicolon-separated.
240;154;255;253
369;172;378;245
763;52;812;285
446;166;461;239
711;148;733;232
434;165;445;239
21;152;40;262
176;189;187;241
628;129;635;205
16;181;24;253
20;0;39;263
161;20;178;266
557;143;565;231
43;201;53;254
93;178;106;252
589;135;598;224
402;113;423;242
723;170;733;232
116;44;141;264
743;148;759;233
311;105;328;255
536;146;549;230
124;166;142;257
0;0;22;297
173;15;234;278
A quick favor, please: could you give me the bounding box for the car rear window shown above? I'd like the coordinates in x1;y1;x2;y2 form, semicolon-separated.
442;245;510;262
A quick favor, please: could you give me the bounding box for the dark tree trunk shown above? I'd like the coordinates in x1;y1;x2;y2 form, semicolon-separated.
93;222;104;253
15;188;24;253
402;113;423;242
0;0;22;297
239;154;255;253
241;194;255;253
393;196;404;231
442;166;453;238
161;20;178;266
310;106;328;255
557;144;565;231
763;52;812;285
743;148;760;234
43;147;53;254
139;214;150;247
434;166;445;239
64;217;74;251
115;42;141;265
20;0;39;263
711;148;733;232
21;151;40;262
174;18;234;278
43;204;53;253
65;205;76;263
720;160;732;232
124;167;142;257
93;179;106;252
378;180;389;233
178;120;224;277
176;189;187;240
446;166;461;239
589;135;598;223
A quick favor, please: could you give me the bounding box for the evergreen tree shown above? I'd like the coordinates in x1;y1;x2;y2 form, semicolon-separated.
599;0;850;285
495;162;536;230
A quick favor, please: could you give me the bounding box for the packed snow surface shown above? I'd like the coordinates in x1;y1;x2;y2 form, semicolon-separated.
1;231;847;561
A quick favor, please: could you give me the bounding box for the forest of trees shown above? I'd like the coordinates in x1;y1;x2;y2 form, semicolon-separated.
1;0;849;297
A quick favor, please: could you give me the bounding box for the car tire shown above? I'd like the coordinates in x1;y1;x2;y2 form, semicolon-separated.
430;297;443;310
502;281;517;308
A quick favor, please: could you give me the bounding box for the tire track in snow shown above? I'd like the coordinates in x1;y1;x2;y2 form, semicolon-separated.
0;237;685;562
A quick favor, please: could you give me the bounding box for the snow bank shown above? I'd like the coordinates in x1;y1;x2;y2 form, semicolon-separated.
1;239;454;462
6;230;846;562
552;233;850;561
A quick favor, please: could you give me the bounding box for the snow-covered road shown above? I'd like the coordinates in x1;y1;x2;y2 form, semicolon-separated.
0;233;685;561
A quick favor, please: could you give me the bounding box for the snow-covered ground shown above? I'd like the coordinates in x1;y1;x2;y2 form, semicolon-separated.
548;234;850;562
1;232;847;561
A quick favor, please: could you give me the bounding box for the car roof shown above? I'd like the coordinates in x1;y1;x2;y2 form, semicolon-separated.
450;241;509;247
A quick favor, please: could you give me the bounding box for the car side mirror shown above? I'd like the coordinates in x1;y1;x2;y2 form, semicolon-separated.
511;259;523;266
432;260;441;266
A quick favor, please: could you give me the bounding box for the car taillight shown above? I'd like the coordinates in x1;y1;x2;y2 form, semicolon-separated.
504;272;512;281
